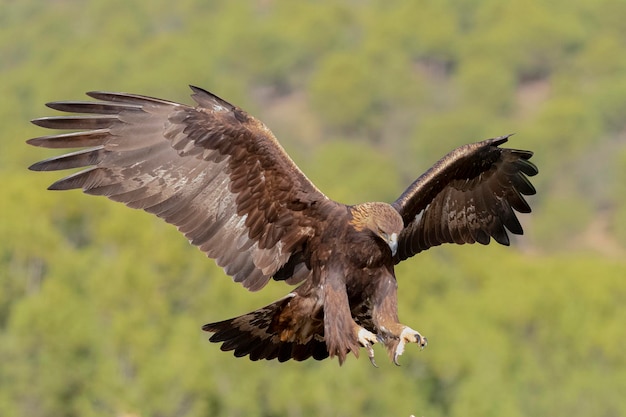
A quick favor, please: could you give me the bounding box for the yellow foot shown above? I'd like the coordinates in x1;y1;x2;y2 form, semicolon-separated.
357;327;379;367
393;326;427;366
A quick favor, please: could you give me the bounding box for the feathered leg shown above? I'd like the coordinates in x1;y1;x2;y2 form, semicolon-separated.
322;270;379;365
371;272;428;365
382;325;428;365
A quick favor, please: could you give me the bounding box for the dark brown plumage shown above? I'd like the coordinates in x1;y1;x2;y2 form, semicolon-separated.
28;86;538;365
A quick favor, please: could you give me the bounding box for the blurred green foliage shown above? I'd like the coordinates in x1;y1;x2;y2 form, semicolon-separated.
1;0;625;416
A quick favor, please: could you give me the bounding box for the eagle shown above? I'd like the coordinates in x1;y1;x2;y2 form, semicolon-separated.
27;86;537;366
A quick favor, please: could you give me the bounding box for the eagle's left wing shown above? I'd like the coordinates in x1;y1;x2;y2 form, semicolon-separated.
28;86;333;291
392;135;538;262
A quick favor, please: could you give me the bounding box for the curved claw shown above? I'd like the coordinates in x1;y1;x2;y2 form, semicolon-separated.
419;335;428;350
393;338;407;366
367;345;378;368
392;328;428;365
393;352;402;366
357;327;379;367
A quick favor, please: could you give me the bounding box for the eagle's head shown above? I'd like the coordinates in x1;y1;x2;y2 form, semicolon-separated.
349;202;404;256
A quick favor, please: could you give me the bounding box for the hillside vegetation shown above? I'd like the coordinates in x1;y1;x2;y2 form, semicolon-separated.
1;1;625;416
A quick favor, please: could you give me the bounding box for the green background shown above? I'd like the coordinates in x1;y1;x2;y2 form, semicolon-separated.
1;1;625;416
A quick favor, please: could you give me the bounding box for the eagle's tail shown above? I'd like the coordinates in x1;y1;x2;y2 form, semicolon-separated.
202;293;329;362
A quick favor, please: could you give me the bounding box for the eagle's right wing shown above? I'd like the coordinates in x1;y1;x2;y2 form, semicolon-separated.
392;135;538;262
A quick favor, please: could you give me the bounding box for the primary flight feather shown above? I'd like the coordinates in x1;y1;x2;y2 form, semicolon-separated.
28;86;538;365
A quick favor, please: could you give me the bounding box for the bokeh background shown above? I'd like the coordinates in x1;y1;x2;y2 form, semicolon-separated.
2;1;625;416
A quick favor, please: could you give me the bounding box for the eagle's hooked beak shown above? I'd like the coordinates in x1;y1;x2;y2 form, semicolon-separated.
387;232;398;256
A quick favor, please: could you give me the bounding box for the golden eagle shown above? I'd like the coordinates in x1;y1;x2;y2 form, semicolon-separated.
28;86;537;365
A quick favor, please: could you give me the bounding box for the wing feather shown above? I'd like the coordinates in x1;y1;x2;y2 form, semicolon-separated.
393;135;537;261
28;86;329;290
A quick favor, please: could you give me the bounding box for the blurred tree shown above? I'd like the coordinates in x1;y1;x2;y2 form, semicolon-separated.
1;0;626;416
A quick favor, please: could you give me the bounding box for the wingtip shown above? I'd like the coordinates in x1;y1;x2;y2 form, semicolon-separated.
26;136;41;147
47;181;66;191
44;101;67;111
27;160;51;172
189;85;215;98
491;133;515;146
189;85;235;111
27;161;42;171
30;117;49;128
85;91;126;102
85;91;103;99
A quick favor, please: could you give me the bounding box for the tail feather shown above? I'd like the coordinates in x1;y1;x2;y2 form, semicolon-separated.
203;294;329;362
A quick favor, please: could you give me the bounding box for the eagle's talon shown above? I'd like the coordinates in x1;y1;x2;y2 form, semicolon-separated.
368;348;378;368
389;326;427;365
393;337;407;365
356;327;378;346
361;337;377;368
356;327;378;367
415;333;428;349
393;352;402;366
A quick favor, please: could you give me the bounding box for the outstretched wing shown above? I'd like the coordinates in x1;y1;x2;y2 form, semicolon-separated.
392;135;538;262
28;86;331;290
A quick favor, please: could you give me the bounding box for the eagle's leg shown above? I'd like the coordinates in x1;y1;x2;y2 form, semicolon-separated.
389;325;428;366
375;323;428;365
371;273;428;365
323;270;381;365
356;325;378;367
